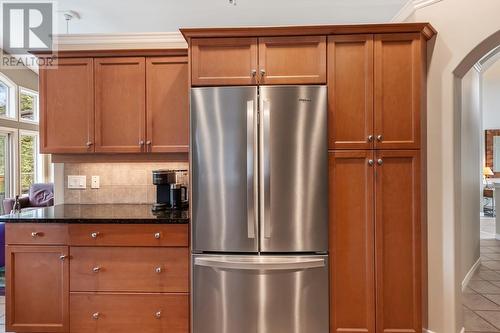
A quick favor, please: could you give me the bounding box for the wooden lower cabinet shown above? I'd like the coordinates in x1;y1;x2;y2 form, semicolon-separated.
70;293;189;333
329;150;422;333
6;245;69;333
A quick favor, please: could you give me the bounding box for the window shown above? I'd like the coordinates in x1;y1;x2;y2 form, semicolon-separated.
19;88;38;122
0;133;10;214
0;81;8;117
0;74;16;119
20;132;37;195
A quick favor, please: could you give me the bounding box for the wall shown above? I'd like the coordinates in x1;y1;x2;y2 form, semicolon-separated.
405;1;500;332
63;162;188;204
460;68;481;281
483;60;500;129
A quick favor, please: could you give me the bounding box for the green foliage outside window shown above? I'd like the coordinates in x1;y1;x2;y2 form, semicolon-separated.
20;93;34;120
20;135;35;194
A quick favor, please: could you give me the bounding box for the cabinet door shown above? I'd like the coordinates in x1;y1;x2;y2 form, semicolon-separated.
40;58;94;153
146;57;189;152
375;150;421;332
258;36;326;84
374;33;423;149
328;35;373;150
95;57;146;153
191;37;258;86
6;245;69;332
329;150;375;333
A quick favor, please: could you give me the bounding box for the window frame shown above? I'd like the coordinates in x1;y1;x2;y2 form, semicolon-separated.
18;86;39;124
0;73;17;120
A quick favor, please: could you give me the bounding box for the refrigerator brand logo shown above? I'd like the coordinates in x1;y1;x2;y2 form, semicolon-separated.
299;98;312;102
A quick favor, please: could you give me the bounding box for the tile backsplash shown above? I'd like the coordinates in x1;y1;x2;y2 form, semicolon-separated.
63;162;189;204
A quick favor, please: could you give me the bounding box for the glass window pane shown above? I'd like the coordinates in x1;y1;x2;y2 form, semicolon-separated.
20;135;35;195
0;82;7;117
20;92;35;121
0;136;7;214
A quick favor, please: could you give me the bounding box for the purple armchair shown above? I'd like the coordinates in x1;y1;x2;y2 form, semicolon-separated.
3;183;54;214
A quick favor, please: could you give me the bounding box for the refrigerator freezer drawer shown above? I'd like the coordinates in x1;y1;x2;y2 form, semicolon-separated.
192;254;329;333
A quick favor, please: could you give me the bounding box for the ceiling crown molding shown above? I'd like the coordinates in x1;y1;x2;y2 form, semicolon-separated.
54;32;187;51
391;0;444;22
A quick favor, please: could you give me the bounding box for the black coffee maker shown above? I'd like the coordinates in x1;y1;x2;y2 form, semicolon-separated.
152;170;188;212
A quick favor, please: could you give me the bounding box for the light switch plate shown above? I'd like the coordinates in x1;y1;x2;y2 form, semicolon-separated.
91;176;100;189
68;175;86;189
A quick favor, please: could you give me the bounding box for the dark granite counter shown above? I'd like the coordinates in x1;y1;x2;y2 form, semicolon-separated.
0;204;189;224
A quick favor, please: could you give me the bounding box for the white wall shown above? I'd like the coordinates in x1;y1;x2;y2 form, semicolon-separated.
460;68;481;281
483;61;500;129
405;1;500;332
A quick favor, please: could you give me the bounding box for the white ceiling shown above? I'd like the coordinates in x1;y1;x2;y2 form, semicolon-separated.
55;0;409;34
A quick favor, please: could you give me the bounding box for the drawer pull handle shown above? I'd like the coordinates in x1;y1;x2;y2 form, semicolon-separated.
377;159;384;166
92;312;100;320
155;267;162;273
376;134;383;142
59;255;69;261
154;232;161;239
155;311;162;319
93;266;102;273
31;232;42;237
91;232;100;239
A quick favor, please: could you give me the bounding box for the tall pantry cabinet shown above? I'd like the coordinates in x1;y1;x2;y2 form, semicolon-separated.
328;32;428;333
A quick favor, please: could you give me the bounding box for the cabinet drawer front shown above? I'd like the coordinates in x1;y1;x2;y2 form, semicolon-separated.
70;247;189;292
6;224;68;245
70;293;189;333
69;224;188;246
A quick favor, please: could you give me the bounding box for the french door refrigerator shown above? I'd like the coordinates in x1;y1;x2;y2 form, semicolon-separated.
191;85;328;333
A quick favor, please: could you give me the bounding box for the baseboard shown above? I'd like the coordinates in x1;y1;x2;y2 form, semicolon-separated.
462;257;481;291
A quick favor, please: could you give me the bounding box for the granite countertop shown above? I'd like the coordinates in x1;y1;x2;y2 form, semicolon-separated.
0;204;189;224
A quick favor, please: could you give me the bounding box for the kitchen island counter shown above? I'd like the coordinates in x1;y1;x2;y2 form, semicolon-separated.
0;204;189;224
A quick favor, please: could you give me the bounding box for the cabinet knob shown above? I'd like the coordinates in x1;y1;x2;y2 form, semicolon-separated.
91;232;99;239
31;231;42;237
139;140;145;146
92;266;101;273
92;312;100;320
260;69;266;76
59;255;69;261
146;140;151;145
368;159;374;166
367;135;374;142
376;135;383;142
86;141;93;147
155;311;162;319
155;267;163;274
154;232;161;239
251;69;257;77
377;159;383;166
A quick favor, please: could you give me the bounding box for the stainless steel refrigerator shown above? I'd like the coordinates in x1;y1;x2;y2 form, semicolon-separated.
191;85;329;333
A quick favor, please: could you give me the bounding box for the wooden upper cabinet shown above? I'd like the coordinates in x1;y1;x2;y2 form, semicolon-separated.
375;150;421;333
146;57;189;152
329;150;375;333
40;58;94;153
6;245;69;332
191;37;258;86
328;35;373;150
258;36;326;84
374;33;423;149
95;57;146;153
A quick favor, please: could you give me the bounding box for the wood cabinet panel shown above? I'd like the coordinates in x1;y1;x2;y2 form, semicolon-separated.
328;35;373;150
68;224;188;247
146;57;189;152
191;37;258;86
94;57;146;152
40;58;94;153
70;293;189;333
6;245;69;332
375;150;421;332
329;150;375;333
6;223;68;245
258;36;326;84
374;34;422;149
70;247;189;292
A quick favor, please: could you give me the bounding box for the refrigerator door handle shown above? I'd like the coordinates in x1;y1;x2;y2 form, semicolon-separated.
247;100;257;239
194;257;325;270
260;99;271;239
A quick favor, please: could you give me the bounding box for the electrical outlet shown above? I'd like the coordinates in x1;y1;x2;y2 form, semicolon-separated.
68;175;86;189
91;176;100;189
